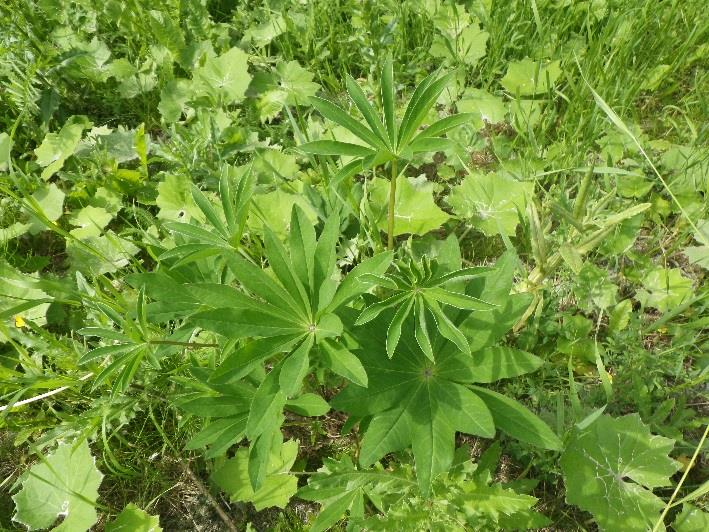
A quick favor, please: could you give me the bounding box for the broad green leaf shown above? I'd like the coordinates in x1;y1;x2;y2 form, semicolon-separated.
370;175;449;237
68;205;113;238
12;440;103;532
156;174;205;223
674;504;709;532
635;267;692;312
66;230;139;275
573;263;618;311
250;188;317;238
431;23;488;66
158;79;192;122
34;116;91;180
500;58;561;96
105;504;161;532
560;414;681;531
0;261;51;338
448;171;532;236
470;387;561;450
211;440;298;511
193;47;251;104
333;314;501;493
457;88;507;129
27;183;65;233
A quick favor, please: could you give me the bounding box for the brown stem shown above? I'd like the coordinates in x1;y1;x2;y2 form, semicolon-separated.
180;463;238;532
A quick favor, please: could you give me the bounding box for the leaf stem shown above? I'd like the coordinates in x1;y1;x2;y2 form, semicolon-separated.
387;159;398;250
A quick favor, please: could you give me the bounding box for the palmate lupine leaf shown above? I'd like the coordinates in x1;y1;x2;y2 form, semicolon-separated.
298;57;470;165
354;255;496;359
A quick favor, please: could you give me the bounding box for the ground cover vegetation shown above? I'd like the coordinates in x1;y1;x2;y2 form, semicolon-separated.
0;0;707;530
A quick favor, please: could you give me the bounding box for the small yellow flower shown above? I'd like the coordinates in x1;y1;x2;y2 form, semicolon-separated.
15;315;27;328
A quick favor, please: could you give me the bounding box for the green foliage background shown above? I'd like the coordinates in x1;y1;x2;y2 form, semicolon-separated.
0;0;707;530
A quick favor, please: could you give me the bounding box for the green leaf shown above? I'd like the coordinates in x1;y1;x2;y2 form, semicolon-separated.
12;440;103;532
457;88;507;129
560;414;681;531
673;504;709;532
193;47;251;104
370;175;449;237
500;58;561;96
308;95;387;151
320;339;368;387
635;267;692;313
333;315;499;493
326;251;393;312
156;174;205;223
27;183;65;233
279;336;313;397
470;386;561;450
381;56;396;147
211;440;298;511
448;171;532;236
398;72;455;148
345;75;390;148
158;79;192;122
105;504;162;532
467;347;544;383
288;205;317;295
286;393;330;417
298;139;375;157
424;286;496;311
34;116;91;180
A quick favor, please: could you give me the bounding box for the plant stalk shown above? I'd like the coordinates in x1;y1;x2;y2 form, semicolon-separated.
387;159;398;250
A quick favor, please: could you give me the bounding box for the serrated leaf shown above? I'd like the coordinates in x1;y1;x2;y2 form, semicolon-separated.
193;47;251;104
34;116;91;180
211;440;298;511
448;172;532;236
560;414;681;531
105;504;161;532
370;175;449;237
635;267;692;313
12;440;103;532
673;504;709;532
500;58;561;96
